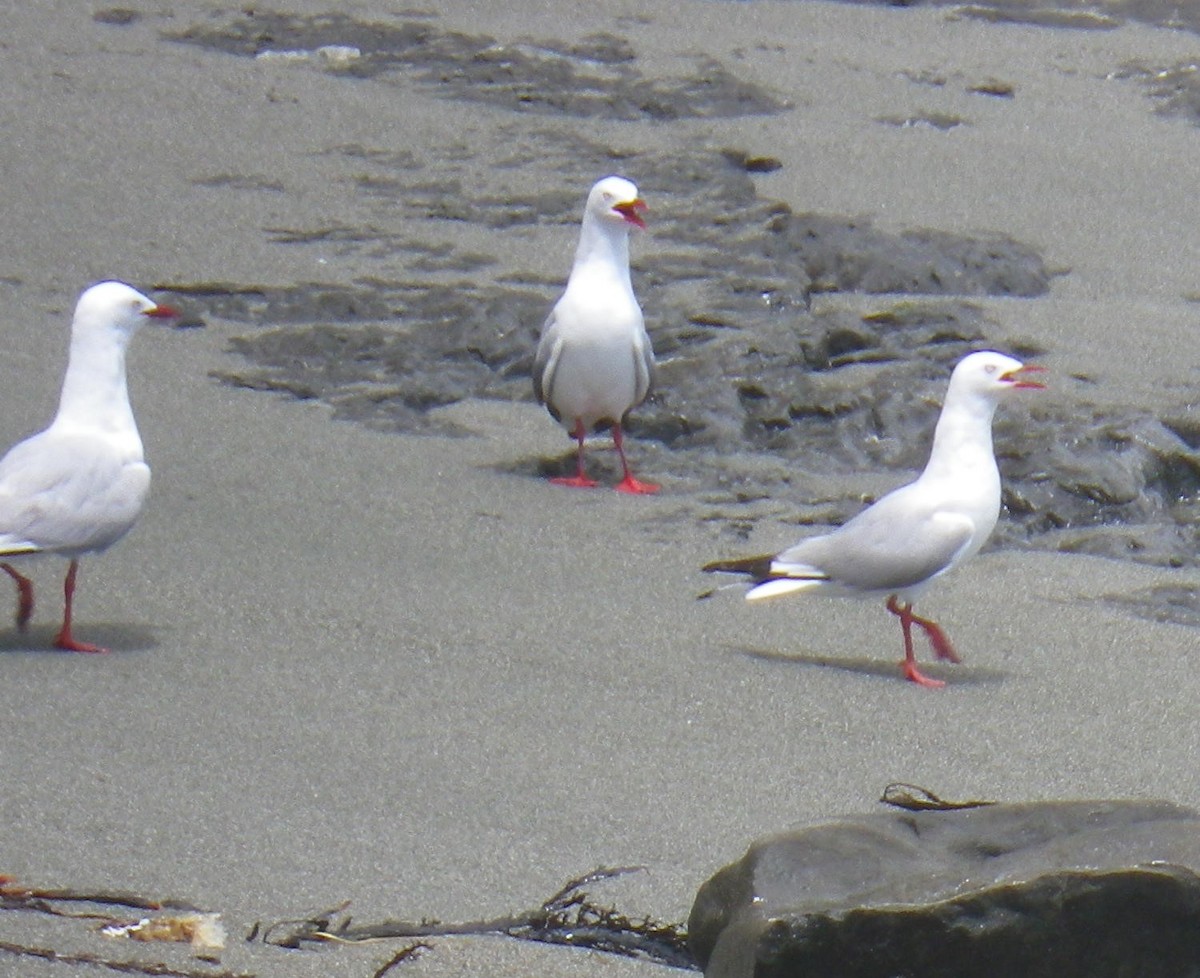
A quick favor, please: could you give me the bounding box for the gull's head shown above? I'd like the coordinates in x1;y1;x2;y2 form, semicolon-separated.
587;175;647;230
74;281;178;340
951;350;1046;399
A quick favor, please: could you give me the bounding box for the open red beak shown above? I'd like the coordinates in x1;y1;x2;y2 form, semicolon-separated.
143;302;179;320
613;198;648;229
1003;364;1047;390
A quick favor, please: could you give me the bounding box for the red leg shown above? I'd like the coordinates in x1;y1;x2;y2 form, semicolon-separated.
1;563;34;632
550;419;598;489
886;596;944;688
612;424;658;495
54;559;107;654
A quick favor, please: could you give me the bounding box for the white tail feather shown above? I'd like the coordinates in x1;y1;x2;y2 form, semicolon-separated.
745;577;824;602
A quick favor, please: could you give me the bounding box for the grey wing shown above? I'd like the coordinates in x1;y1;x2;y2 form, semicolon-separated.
532;308;563;411
630;324;655;407
773;485;975;592
0;433;149;555
0;434;66;552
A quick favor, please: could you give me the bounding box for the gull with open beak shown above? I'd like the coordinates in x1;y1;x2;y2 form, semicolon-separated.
705;351;1046;687
533;175;658;494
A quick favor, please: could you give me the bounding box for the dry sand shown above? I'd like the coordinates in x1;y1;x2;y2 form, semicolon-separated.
0;1;1198;975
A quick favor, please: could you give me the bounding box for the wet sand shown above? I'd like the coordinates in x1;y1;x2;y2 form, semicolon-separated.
0;2;1199;975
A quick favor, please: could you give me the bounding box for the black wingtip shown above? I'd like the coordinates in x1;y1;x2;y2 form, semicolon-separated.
702;554;775;579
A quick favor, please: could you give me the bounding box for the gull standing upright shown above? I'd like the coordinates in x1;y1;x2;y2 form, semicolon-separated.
0;282;177;653
533;175;658;494
704;351;1045;687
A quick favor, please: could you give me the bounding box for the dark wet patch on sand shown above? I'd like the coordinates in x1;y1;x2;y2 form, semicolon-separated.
188;280;544;434
156;133;1200;573
150;11;1200;581
150;4;1200;133
163;12;788;120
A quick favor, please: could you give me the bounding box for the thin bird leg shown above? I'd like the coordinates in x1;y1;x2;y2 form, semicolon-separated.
0;563;34;631
550;419;599;489
886;596;944;689
611;424;659;495
54;559;107;654
906;608;961;663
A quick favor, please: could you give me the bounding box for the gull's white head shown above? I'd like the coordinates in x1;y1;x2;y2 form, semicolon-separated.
587;175;647;230
74;281;177;341
949;350;1046;400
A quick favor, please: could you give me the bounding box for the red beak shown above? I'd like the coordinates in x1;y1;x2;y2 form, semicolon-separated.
613;198;648;229
143;303;179;320
1003;364;1047;390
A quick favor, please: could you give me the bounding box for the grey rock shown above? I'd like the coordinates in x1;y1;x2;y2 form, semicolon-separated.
689;799;1200;978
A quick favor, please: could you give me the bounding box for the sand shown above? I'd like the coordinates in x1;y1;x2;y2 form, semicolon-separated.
0;1;1198;975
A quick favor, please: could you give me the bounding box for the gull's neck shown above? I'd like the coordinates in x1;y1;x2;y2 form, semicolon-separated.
920;387;1000;484
571;213;633;290
52;325;139;439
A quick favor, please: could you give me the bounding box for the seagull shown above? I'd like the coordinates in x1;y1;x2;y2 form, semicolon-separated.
704;351;1045;687
533;175;658;494
0;281;177;653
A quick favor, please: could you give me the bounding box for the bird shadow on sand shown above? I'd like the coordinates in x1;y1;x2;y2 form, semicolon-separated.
728;644;1008;686
0;623;159;655
494;449;627;484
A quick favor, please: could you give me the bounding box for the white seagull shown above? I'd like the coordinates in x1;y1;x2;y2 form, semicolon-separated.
0;281;177;653
533;175;658;494
705;351;1045;687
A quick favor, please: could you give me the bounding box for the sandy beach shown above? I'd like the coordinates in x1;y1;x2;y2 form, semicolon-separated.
1;1;1199;975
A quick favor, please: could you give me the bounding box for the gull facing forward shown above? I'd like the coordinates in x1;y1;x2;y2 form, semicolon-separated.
705;351;1045;687
533;175;658;494
0;282;177;652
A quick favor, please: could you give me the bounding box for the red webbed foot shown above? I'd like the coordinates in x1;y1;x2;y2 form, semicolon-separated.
614;475;659;495
54;560;107;653
54;630;109;655
901;658;946;689
887;595;956;688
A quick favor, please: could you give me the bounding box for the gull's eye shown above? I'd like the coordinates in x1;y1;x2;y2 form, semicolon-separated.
984;364;997;375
